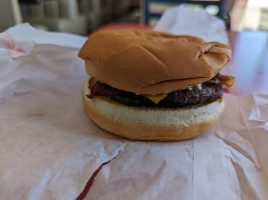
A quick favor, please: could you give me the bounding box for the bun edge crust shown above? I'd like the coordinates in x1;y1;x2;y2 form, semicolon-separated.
82;78;224;141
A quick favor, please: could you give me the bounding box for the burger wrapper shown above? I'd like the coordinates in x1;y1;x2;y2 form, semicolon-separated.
154;5;228;44
1;24;268;200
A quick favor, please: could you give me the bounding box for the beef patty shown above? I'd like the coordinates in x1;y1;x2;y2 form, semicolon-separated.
87;74;233;108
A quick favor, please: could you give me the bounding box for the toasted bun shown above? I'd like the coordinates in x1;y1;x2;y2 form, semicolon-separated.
82;78;224;141
79;29;231;95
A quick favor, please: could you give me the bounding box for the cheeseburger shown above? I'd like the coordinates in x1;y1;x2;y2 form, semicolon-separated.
78;29;234;141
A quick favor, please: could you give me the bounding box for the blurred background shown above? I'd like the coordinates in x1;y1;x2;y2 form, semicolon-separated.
0;0;267;34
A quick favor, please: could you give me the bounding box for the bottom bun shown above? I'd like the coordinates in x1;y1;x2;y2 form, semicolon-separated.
82;78;224;141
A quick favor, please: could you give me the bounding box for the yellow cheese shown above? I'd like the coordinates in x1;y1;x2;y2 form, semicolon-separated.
89;77;97;86
195;84;202;90
143;93;167;104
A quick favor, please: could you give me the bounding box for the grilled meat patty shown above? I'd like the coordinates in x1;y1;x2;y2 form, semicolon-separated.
87;73;233;108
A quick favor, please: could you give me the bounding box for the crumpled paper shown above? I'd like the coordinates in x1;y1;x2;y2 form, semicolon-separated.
0;21;268;200
154;5;228;44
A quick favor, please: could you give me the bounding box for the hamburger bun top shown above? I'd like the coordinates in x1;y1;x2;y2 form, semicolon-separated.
79;29;231;95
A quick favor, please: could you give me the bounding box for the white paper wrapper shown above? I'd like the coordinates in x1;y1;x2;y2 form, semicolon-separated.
154;5;228;44
1;23;268;200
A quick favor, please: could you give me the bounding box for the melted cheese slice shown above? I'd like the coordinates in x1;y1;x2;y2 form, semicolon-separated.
144;84;203;104
143;94;167;104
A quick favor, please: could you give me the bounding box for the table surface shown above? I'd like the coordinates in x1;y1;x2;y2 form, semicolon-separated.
227;31;268;95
